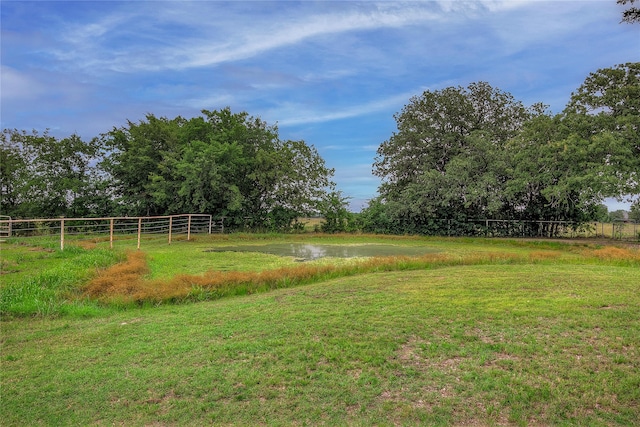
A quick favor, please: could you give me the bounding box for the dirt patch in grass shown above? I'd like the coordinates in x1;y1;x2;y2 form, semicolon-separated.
396;336;468;373
76;241;97;250
74;236;116;250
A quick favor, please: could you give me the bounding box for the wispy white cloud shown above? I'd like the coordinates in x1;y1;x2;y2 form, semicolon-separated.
37;0;583;79
49;2;448;73
272;88;426;126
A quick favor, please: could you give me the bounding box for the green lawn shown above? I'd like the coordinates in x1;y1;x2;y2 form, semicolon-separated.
1;235;639;425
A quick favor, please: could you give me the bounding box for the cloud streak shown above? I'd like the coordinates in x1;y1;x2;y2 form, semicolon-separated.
272;88;425;126
48;3;448;73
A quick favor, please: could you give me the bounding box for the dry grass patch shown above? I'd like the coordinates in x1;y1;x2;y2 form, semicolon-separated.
528;250;561;261
84;251;149;298
586;246;640;261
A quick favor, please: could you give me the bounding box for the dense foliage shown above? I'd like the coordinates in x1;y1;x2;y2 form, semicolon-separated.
1;108;334;231
0;131;105;218
364;63;639;235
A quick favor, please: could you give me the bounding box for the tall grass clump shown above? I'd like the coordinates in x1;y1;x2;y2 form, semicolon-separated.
584;246;640;264
0;246;123;318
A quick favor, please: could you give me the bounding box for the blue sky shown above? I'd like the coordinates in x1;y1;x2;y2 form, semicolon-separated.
2;1;638;211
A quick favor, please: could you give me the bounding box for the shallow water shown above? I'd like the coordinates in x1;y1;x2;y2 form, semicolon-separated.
204;243;439;261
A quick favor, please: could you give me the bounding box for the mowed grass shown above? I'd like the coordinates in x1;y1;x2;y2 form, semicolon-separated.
1;235;639;425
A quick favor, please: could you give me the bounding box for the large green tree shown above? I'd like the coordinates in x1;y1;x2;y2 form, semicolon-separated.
504;64;639;226
374;82;529;195
0;138;27;216
365;64;639;235
370;82;531;233
100;114;183;216
564;62;640;198
0;129;105;218
101;108;333;229
506;113;617;224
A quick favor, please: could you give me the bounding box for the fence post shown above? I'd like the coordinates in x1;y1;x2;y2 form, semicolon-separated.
110;218;114;249
137;218;142;250
60;218;65;251
187;215;192;241
168;216;173;244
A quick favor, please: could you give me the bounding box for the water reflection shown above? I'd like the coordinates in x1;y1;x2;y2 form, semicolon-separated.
204;243;438;261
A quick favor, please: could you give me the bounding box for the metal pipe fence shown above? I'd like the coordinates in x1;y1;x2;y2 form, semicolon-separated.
426;219;639;240
1;215;637;249
0;214;216;250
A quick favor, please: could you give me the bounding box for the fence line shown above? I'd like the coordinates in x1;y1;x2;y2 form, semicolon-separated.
421;219;638;240
0;215;637;249
0;214;215;250
0;215;11;239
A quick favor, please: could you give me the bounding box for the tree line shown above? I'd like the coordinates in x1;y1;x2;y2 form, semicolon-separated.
1;63;638;234
352;63;639;235
1;108;335;231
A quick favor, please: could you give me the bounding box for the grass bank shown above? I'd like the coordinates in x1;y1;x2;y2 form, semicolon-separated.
2;259;639;425
2;234;639;316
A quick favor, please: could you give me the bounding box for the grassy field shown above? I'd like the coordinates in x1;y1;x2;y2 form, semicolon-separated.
1;234;639;425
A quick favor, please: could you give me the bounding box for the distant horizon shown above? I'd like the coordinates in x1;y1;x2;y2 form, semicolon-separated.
2;1;638;212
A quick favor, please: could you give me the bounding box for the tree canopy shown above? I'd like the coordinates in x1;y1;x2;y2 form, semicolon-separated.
2;108;334;231
1;130;105;218
364;63;640;235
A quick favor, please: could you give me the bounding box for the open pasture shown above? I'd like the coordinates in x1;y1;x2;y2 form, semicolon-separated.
1;234;639;425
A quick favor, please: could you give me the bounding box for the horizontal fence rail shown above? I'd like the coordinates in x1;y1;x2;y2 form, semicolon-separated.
419;219;639;240
0;214;216;250
0;215;637;250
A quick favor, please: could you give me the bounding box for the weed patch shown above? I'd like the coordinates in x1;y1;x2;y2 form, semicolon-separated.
82;242;640;307
6;235;640;314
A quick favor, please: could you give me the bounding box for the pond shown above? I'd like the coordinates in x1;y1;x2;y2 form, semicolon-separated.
204;243;440;261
